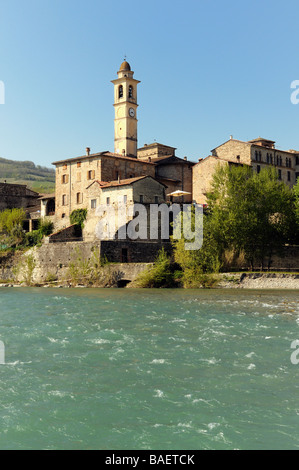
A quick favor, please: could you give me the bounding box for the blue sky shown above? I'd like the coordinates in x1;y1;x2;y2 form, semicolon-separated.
1;0;299;168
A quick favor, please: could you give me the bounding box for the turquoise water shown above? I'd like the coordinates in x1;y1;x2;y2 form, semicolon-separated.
0;287;298;450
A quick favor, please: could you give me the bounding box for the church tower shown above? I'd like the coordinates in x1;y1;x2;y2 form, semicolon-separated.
111;60;140;157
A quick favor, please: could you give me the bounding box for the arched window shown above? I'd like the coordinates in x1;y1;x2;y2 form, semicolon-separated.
119;85;123;98
128;85;133;99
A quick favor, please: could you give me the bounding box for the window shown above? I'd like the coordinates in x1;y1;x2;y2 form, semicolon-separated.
296;156;299;165
123;195;127;204
61;213;66;219
288;171;291;181
257;165;260;174
62;174;69;184
236;155;240;163
154;196;159;204
87;170;95;180
91;199;97;209
62;194;68;206
140;195;144;203
259;151;262;162
106;197;110;205
77;162;81;168
76;192;83;204
63;164;67;170
254;150;258;161
77;172;81;182
278;169;282;180
119;85;123;98
128;85;133;99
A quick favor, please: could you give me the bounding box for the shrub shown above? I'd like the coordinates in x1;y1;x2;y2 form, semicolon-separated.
38;218;54;236
70;209;87;229
25;230;43;247
135;249;176;288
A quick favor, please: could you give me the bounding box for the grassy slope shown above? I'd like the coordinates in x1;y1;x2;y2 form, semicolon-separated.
0;157;55;193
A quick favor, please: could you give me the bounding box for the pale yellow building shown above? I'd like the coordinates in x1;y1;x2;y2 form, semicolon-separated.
193;136;299;204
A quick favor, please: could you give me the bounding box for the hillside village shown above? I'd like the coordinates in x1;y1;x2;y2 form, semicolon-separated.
1;60;299;271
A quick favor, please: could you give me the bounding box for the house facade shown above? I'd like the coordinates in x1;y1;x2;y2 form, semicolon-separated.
193;136;299;204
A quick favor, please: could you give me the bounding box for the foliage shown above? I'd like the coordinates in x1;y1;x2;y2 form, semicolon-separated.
135;248;176;288
172;166;297;281
38;218;54;236
70;209;87;229
206;165;296;269
66;246;115;286
173;212;221;287
0;208;26;247
24;230;43;247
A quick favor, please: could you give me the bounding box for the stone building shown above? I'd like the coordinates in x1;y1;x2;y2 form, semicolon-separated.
0;182;39;211
51;60;194;237
193;136;299;204
84;176;166;241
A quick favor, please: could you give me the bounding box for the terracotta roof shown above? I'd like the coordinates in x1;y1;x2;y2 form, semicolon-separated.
152;155;195;165
38;193;55;200
86;175;167;190
137;142;177;150
248;137;275;143
52;151;155;165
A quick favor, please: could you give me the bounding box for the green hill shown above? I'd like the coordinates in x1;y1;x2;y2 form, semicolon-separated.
0;157;55;193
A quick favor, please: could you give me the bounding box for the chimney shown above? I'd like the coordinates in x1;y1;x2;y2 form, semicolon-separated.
230;135;233;140
122;149;126;157
184;156;187;161
86;147;90;156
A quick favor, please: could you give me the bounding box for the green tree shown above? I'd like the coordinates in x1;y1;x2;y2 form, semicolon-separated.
0;208;26;247
206;165;296;269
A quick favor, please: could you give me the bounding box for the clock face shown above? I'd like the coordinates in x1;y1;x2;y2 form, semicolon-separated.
129;107;135;118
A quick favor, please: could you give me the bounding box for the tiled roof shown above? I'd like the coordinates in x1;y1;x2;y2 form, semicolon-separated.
86;175;167;190
52;151;155;165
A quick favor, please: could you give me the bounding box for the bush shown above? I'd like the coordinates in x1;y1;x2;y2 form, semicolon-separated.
25;230;43;247
38;218;54;236
135;249;176;288
70;209;87;228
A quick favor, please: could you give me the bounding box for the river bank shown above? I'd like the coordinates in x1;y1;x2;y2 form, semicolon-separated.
0;272;299;289
218;272;299;289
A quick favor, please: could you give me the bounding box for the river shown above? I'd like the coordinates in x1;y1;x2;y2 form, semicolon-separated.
0;287;298;450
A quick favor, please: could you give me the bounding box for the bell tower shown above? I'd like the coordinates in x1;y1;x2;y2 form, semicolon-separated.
111;60;140;157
